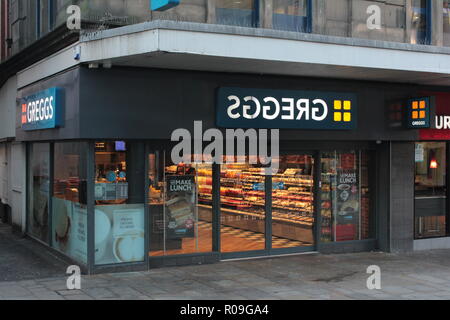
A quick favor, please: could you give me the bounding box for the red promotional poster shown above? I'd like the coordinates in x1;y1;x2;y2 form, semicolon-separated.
340;153;356;170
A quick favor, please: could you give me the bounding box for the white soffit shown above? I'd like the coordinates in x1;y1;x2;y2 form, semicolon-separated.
80;28;450;85
18;23;450;88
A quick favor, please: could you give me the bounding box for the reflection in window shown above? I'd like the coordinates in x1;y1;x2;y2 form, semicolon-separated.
52;142;88;265
415;142;447;239
28;143;50;243
273;0;308;32
410;0;428;45
216;0;256;28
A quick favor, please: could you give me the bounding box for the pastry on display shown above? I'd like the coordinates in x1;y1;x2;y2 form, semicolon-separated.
197;168;212;177
198;162;316;228
283;168;303;176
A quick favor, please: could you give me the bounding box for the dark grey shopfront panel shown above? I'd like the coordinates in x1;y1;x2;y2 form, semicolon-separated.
16;66;435;142
77;67;422;142
16;68;81;142
390;142;415;253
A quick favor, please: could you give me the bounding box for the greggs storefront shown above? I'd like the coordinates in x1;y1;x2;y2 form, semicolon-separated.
17;65;447;274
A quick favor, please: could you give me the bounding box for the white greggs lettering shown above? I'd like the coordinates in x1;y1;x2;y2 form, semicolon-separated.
226;96;328;121
27;96;54;123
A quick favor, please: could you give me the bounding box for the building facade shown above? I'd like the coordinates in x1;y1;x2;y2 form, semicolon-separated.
1;0;450;274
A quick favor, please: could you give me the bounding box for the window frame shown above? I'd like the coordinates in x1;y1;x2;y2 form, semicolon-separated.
413;141;450;240
271;0;312;33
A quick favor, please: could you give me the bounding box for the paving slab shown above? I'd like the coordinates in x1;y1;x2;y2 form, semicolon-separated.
0;224;69;282
2;222;450;300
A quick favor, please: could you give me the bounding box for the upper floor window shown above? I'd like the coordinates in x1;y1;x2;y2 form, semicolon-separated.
216;0;257;28
410;0;430;45
273;0;310;32
444;0;450;46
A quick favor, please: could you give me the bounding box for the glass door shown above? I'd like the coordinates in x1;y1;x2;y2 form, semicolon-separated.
320;150;372;243
271;154;316;250
219;153;318;257
148;151;213;257
220;160;266;253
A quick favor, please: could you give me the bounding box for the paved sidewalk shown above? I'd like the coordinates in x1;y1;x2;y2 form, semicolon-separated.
1;247;450;300
0;224;69;282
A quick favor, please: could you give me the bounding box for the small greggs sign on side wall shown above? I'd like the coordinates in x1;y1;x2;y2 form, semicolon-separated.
151;0;180;11
21;88;64;131
216;87;357;130
406;97;434;129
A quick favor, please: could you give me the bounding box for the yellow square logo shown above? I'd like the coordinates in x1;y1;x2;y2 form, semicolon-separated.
344;113;352;122
334;101;342;110
344;101;351;110
411;100;427;120
334;112;342;122
334;100;352;123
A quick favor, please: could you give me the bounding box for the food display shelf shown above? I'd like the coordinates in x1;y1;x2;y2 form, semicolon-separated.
198;204;313;228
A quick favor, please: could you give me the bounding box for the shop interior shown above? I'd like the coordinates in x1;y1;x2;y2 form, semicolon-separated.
30;140;373;267
415;142;448;239
147;150;371;257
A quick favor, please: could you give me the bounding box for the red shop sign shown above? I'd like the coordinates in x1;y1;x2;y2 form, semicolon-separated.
419;92;450;140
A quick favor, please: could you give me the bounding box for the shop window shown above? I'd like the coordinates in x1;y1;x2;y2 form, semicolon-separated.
52;142;88;265
149;152;213;256
94;141;145;265
410;0;430;45
272;155;315;249
220;158;266;253
272;0;310;32
321;151;372;242
216;0;257;28
415;142;447;239
27;143;50;243
444;0;450;46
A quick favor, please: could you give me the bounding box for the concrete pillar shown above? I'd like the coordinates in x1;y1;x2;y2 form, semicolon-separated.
9;142;26;234
432;0;444;46
405;0;412;43
390;142;415;253
312;0;326;34
206;0;216;24
262;0;273;29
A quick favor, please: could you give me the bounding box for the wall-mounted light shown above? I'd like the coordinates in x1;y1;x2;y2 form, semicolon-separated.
429;150;438;169
430;158;438;169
